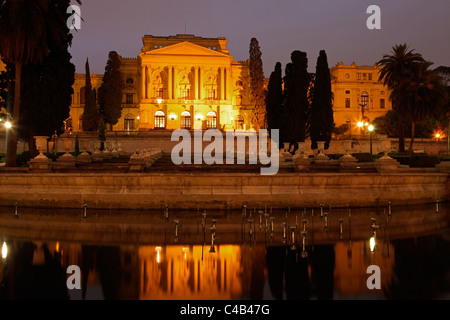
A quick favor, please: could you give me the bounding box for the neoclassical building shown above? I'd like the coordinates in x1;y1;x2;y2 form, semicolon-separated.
70;34;252;132
330;62;392;132
68;35;392;133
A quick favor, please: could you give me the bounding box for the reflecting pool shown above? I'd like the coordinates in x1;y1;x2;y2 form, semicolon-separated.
0;203;449;300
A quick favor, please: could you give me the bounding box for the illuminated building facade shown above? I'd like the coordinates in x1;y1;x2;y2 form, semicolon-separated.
70;34;253;132
68;38;393;133
330;62;393;132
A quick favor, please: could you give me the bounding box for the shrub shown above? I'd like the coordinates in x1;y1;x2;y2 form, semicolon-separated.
352;153;375;163
409;155;440;168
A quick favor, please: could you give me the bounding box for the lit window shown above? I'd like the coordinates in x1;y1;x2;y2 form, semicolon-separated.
181;89;190;100
156;88;164;99
361;92;369;107
181;111;191;129
155;111;166;129
124;114;135;130
208;89;215;100
206;111;217;129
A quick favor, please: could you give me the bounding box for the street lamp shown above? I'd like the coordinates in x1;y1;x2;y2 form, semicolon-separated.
368;124;374;155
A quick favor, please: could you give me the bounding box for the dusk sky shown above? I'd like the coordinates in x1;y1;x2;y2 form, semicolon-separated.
68;0;450;77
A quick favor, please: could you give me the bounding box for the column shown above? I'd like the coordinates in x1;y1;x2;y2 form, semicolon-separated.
173;66;178;100
193;66;198;100
220;67;225;101
226;66;231;102
168;66;173;100
141;65;146;100
147;66;152;100
199;67;204;101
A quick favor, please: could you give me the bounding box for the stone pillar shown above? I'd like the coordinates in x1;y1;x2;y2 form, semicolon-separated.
193;66;198;100
220;67;225;101
168;66;173;100
173;66;178;100
199;67;204;101
141;65;146;100
147;66;152;100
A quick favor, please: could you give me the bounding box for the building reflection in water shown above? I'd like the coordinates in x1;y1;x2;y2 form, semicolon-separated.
0;203;449;300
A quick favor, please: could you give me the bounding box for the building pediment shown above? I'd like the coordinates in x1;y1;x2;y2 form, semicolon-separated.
141;41;232;59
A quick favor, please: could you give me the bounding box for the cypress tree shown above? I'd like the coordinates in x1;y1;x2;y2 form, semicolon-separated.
98;51;125;127
281;51;310;145
82;58;100;131
310;50;334;150
98;118;106;151
265;62;283;133
249;38;266;130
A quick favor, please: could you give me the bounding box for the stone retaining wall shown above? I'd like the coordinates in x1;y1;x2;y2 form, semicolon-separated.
0;172;448;210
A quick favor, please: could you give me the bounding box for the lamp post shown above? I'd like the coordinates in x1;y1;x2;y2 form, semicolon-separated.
368;124;374;155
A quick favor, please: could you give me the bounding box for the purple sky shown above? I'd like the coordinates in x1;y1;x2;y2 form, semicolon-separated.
68;0;450;77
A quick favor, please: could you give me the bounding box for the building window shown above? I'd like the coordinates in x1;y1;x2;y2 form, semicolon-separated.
357;73;361;80
126;78;134;85
124;114;135;130
235;115;244;130
345;98;351;108
181;89;190;100
345;90;350;94
126;93;133;104
380;99;385;109
361;92;369;107
155;110;166;129
206;111;217;129
156;88;164;99
380;91;385;95
368;73;373;81
363;73;367;80
236;95;242;106
181;111;191;129
208;89;215;100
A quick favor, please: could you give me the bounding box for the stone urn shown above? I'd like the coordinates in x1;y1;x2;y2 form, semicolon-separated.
294;141;308;160
339;140;357;165
34;136;49;156
315;141;329;161
29;136;51;171
62;137;73;156
282;142;293;162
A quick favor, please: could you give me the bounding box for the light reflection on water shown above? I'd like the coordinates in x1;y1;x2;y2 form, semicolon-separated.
0;203;449;300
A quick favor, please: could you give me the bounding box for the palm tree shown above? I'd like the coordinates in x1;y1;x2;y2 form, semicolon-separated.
0;0;80;167
377;44;425;153
392;62;448;151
